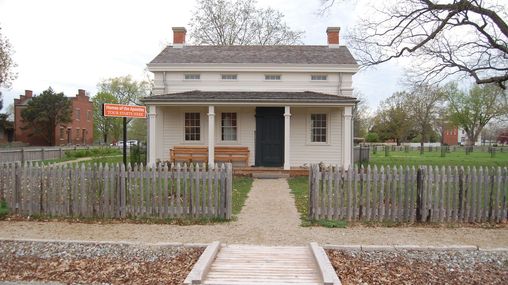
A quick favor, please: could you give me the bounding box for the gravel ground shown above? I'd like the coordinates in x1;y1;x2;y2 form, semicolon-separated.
0;179;507;247
327;249;508;284
0;240;202;284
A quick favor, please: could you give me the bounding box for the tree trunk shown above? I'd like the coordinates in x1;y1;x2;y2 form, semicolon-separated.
420;133;425;154
103;133;108;144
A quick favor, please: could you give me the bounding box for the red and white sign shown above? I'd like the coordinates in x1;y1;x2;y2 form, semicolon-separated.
103;104;147;118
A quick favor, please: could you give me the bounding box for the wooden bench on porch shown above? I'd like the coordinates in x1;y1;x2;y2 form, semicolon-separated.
170;146;208;163
215;146;249;165
169;146;249;166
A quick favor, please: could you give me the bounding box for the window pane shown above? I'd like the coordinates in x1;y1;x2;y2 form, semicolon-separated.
222;74;237;80
311;75;327;81
184;112;200;141
184;74;200;80
221;112;237;141
311;114;327;143
265;75;281;80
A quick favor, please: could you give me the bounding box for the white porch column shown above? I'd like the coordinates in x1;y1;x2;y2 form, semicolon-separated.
208;105;215;168
343;106;353;169
284;106;291;170
147;105;157;166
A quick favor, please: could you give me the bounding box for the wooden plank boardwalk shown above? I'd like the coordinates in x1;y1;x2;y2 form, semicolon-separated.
201;245;324;285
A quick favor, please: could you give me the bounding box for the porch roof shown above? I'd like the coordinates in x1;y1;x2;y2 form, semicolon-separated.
141;91;357;105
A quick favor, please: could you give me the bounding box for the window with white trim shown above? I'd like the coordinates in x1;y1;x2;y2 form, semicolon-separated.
265;74;281;80
75;109;80;120
311;75;327;81
310;114;327;143
184;112;201;141
184;74;200;80
221;112;237;141
221;74;238;80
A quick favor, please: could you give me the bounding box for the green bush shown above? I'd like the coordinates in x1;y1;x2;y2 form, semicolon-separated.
0;199;8;220
366;132;379;143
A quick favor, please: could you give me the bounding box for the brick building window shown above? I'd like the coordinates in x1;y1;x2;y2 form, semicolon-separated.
75;109;80;120
87;110;92;121
76;128;80;139
184;112;200;141
59;128;65;140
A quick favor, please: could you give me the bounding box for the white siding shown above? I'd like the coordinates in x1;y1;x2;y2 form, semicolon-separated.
289;107;343;167
155;106;344;166
153;71;355;96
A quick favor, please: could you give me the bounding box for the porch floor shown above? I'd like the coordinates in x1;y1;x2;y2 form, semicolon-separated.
233;167;308;177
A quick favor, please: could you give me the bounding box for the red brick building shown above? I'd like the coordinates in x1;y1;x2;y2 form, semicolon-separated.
442;127;458;145
14;89;94;146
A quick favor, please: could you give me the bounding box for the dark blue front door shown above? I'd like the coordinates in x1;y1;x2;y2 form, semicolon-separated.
255;107;284;167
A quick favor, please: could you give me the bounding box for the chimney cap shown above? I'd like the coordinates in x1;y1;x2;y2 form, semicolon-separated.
172;27;187;32
326;27;340;32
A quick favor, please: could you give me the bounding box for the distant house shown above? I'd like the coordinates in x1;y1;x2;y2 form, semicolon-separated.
14;89;94;146
497;131;508;144
442;127;482;146
142;26;358;169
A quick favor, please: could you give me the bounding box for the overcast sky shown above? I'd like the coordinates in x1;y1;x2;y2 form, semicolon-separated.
0;0;404;113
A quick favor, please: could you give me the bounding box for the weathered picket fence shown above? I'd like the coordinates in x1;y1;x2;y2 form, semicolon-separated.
308;164;508;223
0;162;232;220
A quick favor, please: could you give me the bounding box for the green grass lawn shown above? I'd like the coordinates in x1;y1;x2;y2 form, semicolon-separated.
368;149;508;167
232;176;253;216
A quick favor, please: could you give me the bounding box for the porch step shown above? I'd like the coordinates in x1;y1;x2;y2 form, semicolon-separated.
252;172;290;179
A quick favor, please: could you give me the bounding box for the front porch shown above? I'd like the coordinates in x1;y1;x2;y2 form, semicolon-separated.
143;91;356;169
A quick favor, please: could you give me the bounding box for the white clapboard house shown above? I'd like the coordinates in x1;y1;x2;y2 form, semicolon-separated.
142;27;358;170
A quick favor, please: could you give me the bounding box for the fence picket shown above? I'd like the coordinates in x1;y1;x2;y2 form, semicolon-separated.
379;166;385;222
366;165;371;221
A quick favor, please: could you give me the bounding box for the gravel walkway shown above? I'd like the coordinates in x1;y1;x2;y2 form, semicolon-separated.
0;178;507;247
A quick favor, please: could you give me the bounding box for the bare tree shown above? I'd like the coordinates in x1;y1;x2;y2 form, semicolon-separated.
446;82;507;146
189;0;304;45
400;83;445;152
0;26;17;109
321;0;508;89
352;91;370;139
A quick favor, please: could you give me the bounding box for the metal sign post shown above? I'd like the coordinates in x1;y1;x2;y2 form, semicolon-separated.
102;104;147;166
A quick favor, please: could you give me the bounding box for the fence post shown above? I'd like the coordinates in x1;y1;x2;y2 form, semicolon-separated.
21;148;25;164
41;148;45;161
308;164;314;220
13;162;20;214
416;167;424;222
59;147;63;159
225;163;232;220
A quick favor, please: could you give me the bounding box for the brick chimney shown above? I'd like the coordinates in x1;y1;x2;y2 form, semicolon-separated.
326;27;340;48
172;27;186;47
78;89;86;96
25;90;33;98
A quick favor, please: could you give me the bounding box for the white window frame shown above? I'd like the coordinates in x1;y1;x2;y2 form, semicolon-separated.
221;74;238;80
311;74;328;81
183;112;202;142
220;112;238;142
264;74;281;81
306;111;331;145
75;108;80;121
184;74;201;80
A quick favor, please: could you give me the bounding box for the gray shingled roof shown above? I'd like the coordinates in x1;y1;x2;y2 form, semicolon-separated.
148;45;357;65
142;91;357;104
